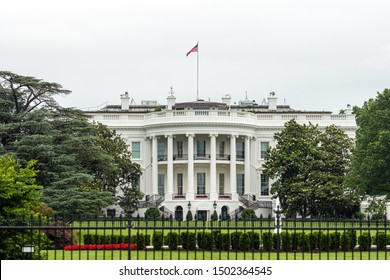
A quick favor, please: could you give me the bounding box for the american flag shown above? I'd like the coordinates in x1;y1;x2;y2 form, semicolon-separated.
186;43;198;56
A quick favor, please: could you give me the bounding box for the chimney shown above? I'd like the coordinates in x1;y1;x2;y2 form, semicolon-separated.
346;104;353;114
222;94;231;106
120;92;130;110
167;86;176;110
268;92;277;110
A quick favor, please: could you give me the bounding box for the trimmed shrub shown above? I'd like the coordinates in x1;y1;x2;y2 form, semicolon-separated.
152;231;163;250
230;232;242;250
197;232;214;250
299;233;310;252
239;232;251;251
240;209;257;221
291;232;300;251
247;232;260;250
215;232;230;250
329;232;341;250
145;208;161;221
181;232;196;250
309;232;319;250
165;232;179;250
358;233;372;251
281;232;292;251
375;232;387;250
318;232;330;251
262;232;273;251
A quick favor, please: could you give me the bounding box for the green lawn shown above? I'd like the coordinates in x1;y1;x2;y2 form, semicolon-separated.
44;249;389;260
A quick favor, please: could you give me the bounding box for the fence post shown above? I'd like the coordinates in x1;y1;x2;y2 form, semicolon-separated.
274;205;282;260
127;208;134;260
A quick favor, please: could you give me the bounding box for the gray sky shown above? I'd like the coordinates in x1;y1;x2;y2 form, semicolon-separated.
2;0;389;113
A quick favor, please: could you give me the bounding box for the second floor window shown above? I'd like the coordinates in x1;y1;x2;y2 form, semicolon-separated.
260;142;269;159
131;142;141;159
196;140;206;157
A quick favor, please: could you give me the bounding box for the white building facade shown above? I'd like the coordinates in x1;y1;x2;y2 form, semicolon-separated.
85;92;357;220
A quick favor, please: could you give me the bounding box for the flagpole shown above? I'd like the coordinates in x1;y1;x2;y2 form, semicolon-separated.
196;41;199;101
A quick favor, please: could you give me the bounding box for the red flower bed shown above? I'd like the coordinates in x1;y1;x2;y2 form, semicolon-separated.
64;243;137;251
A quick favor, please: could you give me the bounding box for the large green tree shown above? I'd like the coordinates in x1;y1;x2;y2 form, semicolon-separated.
0;71;142;217
348;89;390;197
263;120;359;217
0;155;50;259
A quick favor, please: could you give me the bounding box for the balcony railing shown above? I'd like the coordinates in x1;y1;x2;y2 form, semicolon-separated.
216;154;230;160
173;154;188;160
157;153;243;162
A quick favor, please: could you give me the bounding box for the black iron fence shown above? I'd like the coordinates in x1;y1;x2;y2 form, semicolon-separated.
0;214;388;260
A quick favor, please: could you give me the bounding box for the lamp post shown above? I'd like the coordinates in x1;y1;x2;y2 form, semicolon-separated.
187;201;192;222
213;201;217;210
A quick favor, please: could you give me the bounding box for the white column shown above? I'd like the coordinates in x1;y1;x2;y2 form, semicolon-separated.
152;136;158;195
186;133;195;200
210;133;217;200
166;134;173;200
230;134;237;198
244;135;251;195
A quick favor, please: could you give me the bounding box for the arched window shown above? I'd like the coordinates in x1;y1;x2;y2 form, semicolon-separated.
175;206;183;221
221;206;229;221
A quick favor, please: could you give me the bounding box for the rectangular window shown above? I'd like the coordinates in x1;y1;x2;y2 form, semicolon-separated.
131;142;141;159
219;173;225;194
261;175;269;196
236;141;245;160
237;174;244;195
158;141;166;161
158;174;165;195
260;142;269;159
177;173;183;195
177;141;183;158
196;140;206;157
197;172;206;195
219;141;225;156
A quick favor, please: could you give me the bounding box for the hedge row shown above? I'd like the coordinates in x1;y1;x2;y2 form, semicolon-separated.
84;231;389;252
83;234;151;250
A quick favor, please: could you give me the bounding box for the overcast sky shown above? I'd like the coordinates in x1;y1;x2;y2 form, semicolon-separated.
2;0;389;113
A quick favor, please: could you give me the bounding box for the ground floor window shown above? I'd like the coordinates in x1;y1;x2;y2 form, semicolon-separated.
197;172;206;195
237;174;244;195
261;175;269;196
158;174;165;195
175;206;183;221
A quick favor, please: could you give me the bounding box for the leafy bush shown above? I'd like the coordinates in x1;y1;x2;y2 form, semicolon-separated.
186;210;193;222
358;233;372;251
319;232;330;251
215;232;230;250
240;209;256;221
180;232;196;250
262;232;273;251
247;232;260;250
152;231;163;250
145;208;161;221
230;232;242;250
281;232;292;251
375;232;387;250
165;232;178;250
197;232;214;250
329;232;341;250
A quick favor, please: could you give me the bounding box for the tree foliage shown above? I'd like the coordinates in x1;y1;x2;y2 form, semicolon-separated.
263;120;359;217
347;89;390;197
0;155;42;217
0;71;142;217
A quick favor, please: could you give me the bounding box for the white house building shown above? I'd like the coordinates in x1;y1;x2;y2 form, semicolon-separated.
85;91;357;220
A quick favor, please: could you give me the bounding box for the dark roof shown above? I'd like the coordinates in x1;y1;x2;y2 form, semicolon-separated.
174;100;228;109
